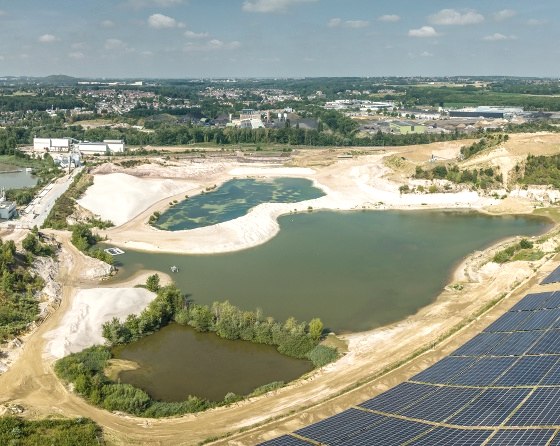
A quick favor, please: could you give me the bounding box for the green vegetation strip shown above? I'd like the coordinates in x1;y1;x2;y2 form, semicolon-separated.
42;170;92;230
493;239;543;264
55;277;337;418
0;416;104;446
520;154;560;189
0;234;52;342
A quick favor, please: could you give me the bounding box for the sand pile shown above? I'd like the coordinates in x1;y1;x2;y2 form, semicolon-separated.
44;288;156;359
77;172;196;226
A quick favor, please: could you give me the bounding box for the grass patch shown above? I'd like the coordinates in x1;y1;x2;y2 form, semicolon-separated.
0;416;104;446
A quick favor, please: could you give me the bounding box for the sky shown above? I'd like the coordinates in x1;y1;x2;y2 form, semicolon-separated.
0;0;558;78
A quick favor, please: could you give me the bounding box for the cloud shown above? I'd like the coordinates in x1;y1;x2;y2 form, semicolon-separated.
183;39;241;52
105;38;127;50
101;20;115;28
148;13;184;28
429;9;484;25
38;34;58;43
328;18;369;29
184;30;209;39
494;9;516;21
483;33;516;41
68;52;85;60
408;26;440;38
378;14;400;23
124;0;184;8
242;0;318;14
420;51;434;57
527;18;547;26
0;10;6;16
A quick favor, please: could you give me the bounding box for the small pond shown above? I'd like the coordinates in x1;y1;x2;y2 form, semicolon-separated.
0;163;37;189
113;324;313;402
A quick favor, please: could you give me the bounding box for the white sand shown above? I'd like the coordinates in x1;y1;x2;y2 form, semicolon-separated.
44;288;156;359
77;173;197;226
90;155;498;254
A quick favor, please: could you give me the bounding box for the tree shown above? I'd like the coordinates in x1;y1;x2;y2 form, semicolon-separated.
145;273;161;292
308;318;324;341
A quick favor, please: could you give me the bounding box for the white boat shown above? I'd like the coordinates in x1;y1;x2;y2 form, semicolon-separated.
170;265;179;273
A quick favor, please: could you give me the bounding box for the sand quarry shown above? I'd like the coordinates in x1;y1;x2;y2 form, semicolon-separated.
2;133;560;445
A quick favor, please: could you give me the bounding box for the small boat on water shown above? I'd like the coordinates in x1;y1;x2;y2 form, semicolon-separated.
170;265;179;273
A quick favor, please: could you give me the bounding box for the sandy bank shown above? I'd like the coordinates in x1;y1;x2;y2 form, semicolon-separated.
44;287;156;359
77;172;197;227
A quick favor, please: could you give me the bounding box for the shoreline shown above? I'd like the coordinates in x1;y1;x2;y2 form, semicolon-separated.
96;155;501;255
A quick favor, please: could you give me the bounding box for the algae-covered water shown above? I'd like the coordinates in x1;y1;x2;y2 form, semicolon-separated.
154;177;325;230
113;210;551;333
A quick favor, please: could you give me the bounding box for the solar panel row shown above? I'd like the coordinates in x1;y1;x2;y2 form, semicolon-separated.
260;287;560;446
541;266;560;285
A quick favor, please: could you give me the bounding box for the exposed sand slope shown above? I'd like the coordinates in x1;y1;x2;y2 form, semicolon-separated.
77;172;197;226
44;288;156;359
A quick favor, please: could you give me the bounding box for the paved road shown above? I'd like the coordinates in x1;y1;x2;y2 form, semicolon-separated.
2;167;83;230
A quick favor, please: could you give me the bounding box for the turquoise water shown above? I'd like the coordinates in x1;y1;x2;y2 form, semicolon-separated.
112;210;552;333
154;178;325;230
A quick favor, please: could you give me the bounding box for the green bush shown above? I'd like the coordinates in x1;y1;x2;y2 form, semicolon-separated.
0;416;104;446
306;345;339;367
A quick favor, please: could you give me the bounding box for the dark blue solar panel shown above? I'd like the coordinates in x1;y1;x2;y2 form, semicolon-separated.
487;331;545;356
494;355;559;386
543;291;560;309
484;311;532;333
509;292;554;312
549;433;560;445
411;356;476;384
507;387;560;426
528;329;560;354
337;417;431;446
408;427;491;445
358;382;438;413
448;388;531;426
449;357;518;386
295;408;383;444
486;429;555;445
258;435;312;446
541;361;560;385
399;386;482;422
452;332;510;356
541;266;560;285
517;309;560;331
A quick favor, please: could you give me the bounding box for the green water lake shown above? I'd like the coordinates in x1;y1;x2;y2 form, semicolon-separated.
154;177;325;230
113;210;551;333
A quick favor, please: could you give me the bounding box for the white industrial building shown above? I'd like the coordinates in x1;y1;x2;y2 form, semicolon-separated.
33;137;73;152
0;188;16;220
78;139;125;155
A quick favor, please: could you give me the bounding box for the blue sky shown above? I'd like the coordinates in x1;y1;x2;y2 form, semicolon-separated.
0;0;558;78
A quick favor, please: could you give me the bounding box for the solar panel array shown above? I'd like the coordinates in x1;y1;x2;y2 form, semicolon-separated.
542;266;560;285
259;289;560;445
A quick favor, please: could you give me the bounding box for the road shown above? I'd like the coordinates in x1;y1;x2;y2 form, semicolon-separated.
2;166;83;230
